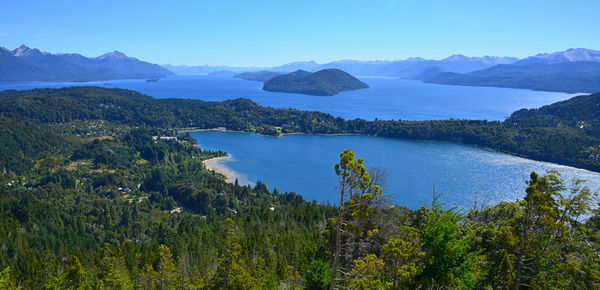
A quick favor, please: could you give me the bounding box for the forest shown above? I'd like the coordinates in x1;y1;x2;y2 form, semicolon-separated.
0;87;599;289
0;87;598;172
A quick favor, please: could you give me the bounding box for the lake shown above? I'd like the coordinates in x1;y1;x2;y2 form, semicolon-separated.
0;74;574;121
190;131;600;209
2;75;595;208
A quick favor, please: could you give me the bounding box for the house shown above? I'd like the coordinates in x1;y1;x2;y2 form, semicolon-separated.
152;136;178;141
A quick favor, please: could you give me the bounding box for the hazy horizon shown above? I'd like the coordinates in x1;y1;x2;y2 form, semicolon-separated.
1;0;599;66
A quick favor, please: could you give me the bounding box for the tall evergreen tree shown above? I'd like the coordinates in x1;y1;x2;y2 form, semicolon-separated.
330;149;383;289
210;218;258;290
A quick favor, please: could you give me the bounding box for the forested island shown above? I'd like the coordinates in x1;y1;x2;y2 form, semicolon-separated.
0;98;599;288
263;69;369;96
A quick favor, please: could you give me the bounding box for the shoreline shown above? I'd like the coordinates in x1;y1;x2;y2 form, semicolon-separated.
203;155;244;184
178;127;359;138
185;127;600;174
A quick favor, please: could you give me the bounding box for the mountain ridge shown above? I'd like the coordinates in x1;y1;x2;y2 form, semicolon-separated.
424;61;600;93
166;48;599;79
517;48;600;64
0;44;174;82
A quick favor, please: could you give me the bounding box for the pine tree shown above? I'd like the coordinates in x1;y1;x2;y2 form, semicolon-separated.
101;254;133;289
330;149;383;289
157;244;180;289
64;256;87;289
210;218;258;289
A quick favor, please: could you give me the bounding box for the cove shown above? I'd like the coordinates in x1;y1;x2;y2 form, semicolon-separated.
190;131;600;209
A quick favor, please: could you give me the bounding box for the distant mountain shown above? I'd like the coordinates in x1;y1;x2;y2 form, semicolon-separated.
263;69;369;96
424;61;600;93
385;55;519;78
408;66;444;80
234;70;284;82
164;48;598;80
270;61;321;72
207;70;237;76
0;47;50;81
0;45;174;82
162;64;266;75
516;48;600;65
270;55;518;77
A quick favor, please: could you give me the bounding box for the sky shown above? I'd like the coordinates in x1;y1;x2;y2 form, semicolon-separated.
1;0;599;66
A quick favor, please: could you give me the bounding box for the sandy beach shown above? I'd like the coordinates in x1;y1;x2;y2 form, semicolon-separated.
203;155;239;183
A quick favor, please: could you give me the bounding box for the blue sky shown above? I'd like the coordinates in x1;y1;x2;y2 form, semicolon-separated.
1;0;599;66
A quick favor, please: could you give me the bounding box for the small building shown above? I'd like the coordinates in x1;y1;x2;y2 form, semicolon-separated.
152;136;178;141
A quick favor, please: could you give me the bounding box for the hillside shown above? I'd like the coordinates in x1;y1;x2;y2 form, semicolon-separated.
0;117;72;175
263;69;369;95
507;92;600;134
0;45;174;82
0;87;598;288
424;61;600;93
234;70;283;82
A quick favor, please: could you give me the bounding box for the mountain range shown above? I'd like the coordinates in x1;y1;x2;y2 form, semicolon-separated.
516;48;600;65
163;48;599;86
0;45;174;82
2;45;599;92
162;64;265;75
272;56;520;78
165;56;519;78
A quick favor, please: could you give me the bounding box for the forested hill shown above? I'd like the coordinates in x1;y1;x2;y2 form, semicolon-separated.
507;92;600;133
0;86;599;288
0;86;346;130
263;69;369;95
0;117;72;175
0;87;599;172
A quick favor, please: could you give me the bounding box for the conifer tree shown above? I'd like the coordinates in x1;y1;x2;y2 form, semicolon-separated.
64;256;87;289
157;245;180;289
330;149;383;289
211;218;258;290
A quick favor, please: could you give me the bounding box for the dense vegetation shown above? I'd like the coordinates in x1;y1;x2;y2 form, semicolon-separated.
424;61;600;93
0;113;598;288
263;69;369;96
1;86;599;172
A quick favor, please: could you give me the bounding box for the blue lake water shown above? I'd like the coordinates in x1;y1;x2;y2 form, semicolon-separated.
1;75;596;208
191;131;600;209
0;75;574;121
